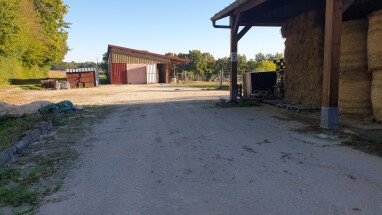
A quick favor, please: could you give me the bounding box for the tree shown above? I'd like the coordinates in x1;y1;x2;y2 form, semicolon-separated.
237;54;249;75
0;0;69;84
33;0;69;64
187;50;207;80
254;60;277;72
203;52;215;79
255;53;266;62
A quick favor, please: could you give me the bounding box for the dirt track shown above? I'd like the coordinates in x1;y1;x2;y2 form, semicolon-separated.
0;84;226;115
33;85;382;215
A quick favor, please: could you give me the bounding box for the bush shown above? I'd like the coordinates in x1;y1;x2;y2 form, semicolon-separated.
0;56;48;85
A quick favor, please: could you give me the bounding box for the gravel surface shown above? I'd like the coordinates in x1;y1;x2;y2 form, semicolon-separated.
35;85;382;215
0;84;226;116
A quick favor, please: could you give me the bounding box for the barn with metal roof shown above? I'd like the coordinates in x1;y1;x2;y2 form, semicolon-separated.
108;45;187;85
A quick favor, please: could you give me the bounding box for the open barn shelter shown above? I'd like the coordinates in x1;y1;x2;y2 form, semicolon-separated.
212;0;382;130
108;45;188;85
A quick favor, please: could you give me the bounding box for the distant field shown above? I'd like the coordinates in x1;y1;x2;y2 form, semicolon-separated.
48;70;66;79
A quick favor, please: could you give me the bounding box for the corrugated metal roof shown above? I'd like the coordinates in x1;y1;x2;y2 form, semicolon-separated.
108;45;188;64
211;0;250;21
66;68;97;73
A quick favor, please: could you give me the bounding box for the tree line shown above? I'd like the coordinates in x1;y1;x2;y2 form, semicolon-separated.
54;51;283;82
0;0;68;84
170;51;284;81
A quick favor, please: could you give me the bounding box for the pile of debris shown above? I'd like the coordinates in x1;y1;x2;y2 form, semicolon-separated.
41;79;70;90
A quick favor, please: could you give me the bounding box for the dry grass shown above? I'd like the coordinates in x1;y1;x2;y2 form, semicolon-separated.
48;71;66;79
177;81;229;90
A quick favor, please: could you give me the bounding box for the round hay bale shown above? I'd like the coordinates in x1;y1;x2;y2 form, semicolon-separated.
368;9;382;70
340;19;368;72
372;70;382;122
339;71;372;116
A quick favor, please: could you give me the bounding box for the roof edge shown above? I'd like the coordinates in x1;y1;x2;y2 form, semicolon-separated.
108;45;188;64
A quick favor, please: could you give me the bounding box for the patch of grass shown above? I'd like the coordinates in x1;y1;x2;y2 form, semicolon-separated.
0;168;21;185
202;85;230;91
342;135;382;157
178;81;229;90
0;187;37;207
367;136;382;144
0;114;41;150
18;84;42;91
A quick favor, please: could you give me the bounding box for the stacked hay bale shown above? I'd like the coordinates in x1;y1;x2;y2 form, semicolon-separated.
281;11;324;107
339;19;372;117
368;9;382;122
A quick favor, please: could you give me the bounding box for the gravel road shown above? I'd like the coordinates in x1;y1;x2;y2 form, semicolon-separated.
38;85;382;215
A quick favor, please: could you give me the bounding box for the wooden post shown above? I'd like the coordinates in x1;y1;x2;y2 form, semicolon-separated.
321;0;343;130
230;15;239;102
220;69;223;87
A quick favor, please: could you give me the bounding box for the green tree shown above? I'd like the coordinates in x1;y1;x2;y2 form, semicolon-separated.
33;0;69;65
187;50;207;79
254;60;277;72
237;54;249;75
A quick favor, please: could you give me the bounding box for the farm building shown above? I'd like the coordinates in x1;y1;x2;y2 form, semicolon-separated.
108;45;188;85
66;68;100;88
212;0;382;129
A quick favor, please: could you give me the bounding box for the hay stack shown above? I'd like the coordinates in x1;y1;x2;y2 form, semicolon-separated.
368;9;382;70
339;19;372;116
282;11;324;107
369;9;382;122
372;71;382;122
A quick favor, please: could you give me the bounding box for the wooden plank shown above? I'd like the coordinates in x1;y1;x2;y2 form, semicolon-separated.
322;0;343;107
238;26;252;41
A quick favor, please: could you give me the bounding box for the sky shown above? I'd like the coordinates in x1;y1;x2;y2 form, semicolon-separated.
63;0;285;62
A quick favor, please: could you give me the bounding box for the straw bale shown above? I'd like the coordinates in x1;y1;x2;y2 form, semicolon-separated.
372;70;382;122
368;9;382;70
339;72;372;116
339;19;372;116
340;19;368;71
283;11;324;107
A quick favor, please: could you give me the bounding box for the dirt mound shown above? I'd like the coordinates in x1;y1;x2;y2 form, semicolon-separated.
282;11;324;107
339;19;372;116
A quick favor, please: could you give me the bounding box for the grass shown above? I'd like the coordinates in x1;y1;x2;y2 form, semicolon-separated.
368;136;382;144
0;169;21;185
177;81;229;91
0;105;114;213
342;135;382;157
0;114;42;150
0;187;38;207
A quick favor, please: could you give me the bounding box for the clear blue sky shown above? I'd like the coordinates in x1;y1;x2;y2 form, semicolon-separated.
63;0;285;62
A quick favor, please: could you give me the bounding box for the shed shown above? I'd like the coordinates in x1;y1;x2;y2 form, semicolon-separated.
66;68;100;88
108;45;188;85
211;0;382;130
